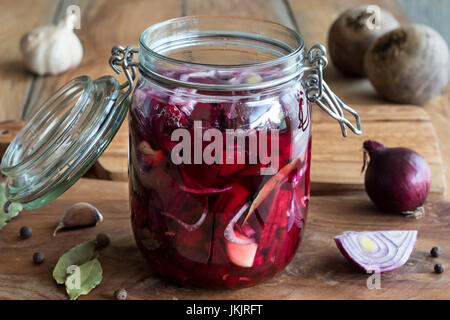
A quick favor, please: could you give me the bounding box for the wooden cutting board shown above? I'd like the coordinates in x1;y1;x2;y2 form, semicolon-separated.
311;103;445;198
0;178;448;300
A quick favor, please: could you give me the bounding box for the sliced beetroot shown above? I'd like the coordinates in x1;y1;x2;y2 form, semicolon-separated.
189;102;222;128
150;104;189;151
165;195;212;264
218;148;246;176
334;230;418;273
243;157;301;224
162;104;189;128
174;220;212;263
253;185;291;266
179;163;220;188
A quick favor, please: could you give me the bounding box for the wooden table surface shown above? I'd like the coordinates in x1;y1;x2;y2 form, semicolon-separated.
1;178;449;300
0;0;450;300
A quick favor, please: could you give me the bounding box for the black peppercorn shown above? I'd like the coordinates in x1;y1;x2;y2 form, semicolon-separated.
114;288;127;300
19;226;32;239
434;263;445;274
96;233;111;248
430;247;441;257
33;252;45;264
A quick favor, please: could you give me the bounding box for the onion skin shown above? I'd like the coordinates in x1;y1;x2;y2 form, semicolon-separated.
364;24;449;104
363;140;431;214
328;5;399;76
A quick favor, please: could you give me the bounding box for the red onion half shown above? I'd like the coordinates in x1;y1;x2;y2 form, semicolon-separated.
362;140;431;217
334;230;417;273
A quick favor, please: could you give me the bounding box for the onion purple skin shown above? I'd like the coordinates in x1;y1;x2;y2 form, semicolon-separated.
363;140;431;213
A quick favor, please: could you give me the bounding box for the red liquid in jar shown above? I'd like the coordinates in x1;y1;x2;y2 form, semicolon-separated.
129;70;311;289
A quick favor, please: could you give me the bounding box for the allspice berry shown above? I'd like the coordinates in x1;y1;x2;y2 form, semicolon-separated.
20;226;32;239
430;247;441;258
434;263;445;274
96;233;111;248
114;288;127;300
33;252;45;264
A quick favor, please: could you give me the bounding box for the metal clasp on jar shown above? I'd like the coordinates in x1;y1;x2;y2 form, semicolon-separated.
109;45;139;106
304;44;362;137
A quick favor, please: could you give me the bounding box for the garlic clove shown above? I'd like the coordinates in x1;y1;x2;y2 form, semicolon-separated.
53;202;103;236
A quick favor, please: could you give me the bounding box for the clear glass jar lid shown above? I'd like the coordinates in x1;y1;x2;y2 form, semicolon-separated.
1;75;128;210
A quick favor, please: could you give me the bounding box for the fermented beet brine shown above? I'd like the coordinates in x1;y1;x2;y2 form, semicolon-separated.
128;16;361;288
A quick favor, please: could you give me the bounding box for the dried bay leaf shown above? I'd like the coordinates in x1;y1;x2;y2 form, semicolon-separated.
243;157;301;224
0;183;23;229
65;258;102;300
52;240;96;284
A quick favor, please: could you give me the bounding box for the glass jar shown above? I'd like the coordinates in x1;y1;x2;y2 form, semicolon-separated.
128;16;361;289
1;16;361;290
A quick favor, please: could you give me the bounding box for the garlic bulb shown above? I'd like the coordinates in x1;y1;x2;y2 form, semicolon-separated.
20;13;83;75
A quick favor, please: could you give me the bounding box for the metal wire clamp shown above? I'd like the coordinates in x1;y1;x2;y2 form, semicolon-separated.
304;44;362;137
109;45;139;107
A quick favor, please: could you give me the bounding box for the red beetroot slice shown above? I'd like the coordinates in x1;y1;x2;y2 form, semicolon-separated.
136;166;179;207
218;148;246;177
180;163;220;188
253;185;291;266
163;104;189;128
174;219;212;263
170;197;213;263
150;104;189;151
189;102;222;128
334;230;418;273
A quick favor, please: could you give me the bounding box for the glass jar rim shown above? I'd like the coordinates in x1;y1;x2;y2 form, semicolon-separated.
138;15;306;91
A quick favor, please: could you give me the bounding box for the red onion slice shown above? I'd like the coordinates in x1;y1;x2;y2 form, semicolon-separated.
161;198;208;232
179;185;233;194
224;203;255;245
334;230;417;273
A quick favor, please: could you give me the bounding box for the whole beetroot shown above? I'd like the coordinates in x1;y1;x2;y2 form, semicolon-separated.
328;5;399;76
364;24;449;105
